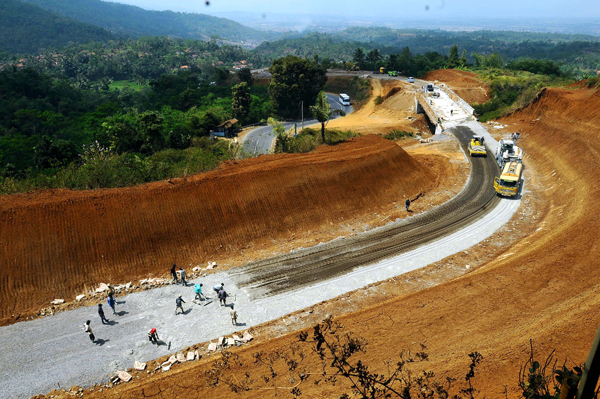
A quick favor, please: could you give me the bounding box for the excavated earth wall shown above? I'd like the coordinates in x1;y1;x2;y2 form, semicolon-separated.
0;135;434;325
74;86;600;399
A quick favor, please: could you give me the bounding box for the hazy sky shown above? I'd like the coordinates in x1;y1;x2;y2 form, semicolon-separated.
111;0;599;19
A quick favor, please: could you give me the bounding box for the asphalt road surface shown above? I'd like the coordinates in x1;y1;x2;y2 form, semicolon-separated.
241;93;352;155
230;124;503;298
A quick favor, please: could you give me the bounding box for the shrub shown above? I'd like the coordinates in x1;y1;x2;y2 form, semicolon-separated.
275;128;356;154
381;130;414;140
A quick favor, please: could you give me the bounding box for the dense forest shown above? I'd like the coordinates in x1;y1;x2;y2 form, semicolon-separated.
2;36;267;85
256;29;600;75
21;0;273;44
0;66;273;192
0;0;117;55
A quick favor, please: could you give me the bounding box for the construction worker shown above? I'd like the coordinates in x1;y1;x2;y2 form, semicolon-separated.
175;295;185;315
405;198;411;212
194;284;205;300
213;283;224;294
179;268;187;286
83;320;95;343
230;304;238;326
148;328;159;344
97;304;108;324
170;264;179;283
218;288;228;306
107;292;116;315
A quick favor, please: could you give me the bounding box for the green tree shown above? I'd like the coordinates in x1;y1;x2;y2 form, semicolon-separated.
268;55;327;118
236;67;253;85
33;135;76;169
232;82;251;123
309;91;344;144
366;48;382;69
137;111;165;154
310;91;331;143
460;49;468;67
353;48;365;69
448;44;460;68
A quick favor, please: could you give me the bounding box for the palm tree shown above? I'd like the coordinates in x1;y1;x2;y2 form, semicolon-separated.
353;48;365;70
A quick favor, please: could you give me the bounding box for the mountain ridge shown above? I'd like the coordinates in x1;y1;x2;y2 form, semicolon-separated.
21;0;273;43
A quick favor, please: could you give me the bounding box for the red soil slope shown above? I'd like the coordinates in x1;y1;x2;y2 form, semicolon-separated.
0;135;435;325
422;69;490;104
78;86;600;398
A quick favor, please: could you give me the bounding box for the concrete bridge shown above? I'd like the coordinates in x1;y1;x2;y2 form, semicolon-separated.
415;83;475;135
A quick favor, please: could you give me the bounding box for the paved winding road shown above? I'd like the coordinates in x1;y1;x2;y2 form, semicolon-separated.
0;81;522;399
241;93;352;155
230;124;504;298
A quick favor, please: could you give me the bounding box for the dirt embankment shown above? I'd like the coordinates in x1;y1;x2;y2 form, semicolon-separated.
72;86;600;399
321;78;429;135
422;69;490;104
0;135;441;326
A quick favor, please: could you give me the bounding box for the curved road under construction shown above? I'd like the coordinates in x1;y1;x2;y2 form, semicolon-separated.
0;82;522;399
230;125;502;298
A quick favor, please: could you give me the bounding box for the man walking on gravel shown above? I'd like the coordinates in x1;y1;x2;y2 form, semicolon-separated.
83;320;95;343
171;264;179;283
175;295;186;315
97;304;108;324
107;292;116;315
405;198;411;212
179;268;187;286
218;287;228;306
230;304;238;325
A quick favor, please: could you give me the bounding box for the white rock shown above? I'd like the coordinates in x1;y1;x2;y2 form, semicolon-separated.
50;299;65;305
75;295;86;302
95;283;109;293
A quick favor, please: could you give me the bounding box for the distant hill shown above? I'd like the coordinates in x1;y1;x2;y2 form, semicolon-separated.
21;0;272;43
0;0;116;54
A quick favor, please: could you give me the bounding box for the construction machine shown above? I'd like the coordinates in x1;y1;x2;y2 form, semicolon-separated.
380;67;386;74
468;135;486;156
388;70;399;76
495;139;523;168
494;161;523;197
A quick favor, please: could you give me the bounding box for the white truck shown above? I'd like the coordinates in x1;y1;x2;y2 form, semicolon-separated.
495;139;523;168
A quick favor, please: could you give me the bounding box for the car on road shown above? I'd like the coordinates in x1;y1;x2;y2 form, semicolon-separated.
407;77;415;83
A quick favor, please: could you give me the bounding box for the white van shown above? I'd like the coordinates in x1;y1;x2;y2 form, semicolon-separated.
407;77;415;83
339;93;351;106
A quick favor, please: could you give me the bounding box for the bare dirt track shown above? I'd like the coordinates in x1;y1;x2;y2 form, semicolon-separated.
0;135;440;326
320;79;430;135
422;69;490;104
63;85;600;399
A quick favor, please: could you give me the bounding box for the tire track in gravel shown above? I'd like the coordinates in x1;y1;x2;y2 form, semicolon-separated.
230;125;501;298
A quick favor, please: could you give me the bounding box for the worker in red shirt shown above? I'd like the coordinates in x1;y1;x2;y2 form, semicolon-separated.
148;328;159;344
